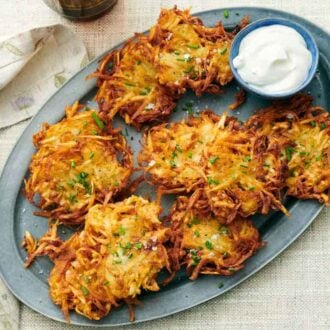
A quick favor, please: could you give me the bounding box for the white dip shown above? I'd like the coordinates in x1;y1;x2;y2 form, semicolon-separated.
233;25;312;93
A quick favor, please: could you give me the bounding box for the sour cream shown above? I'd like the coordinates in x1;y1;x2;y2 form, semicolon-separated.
233;25;312;93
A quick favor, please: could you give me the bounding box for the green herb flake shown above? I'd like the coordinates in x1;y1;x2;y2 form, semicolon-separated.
182;101;194;115
81;286;89;296
249;186;255;191
224;10;229;18
194;230;200;237
316;155;322;161
218;282;224;289
209;156;219;165
187;151;193;159
135;242;143;249
205;240;213;250
175;144;183;153
70;160;76;168
220;47;227;55
285;147;295;161
76;172;91;194
103;281;110;286
208;177;220;185
240;164;248;168
136;60;141;65
81;106;89;112
118;226;126;235
310;121;316;127
320;123;327;130
229;267;236;273
124;82;136;87
187;44;200;49
89;152;94;159
68;194;77;204
223;251;230;258
173;50;180;55
91;112;104;130
83;275;91;284
183;66;194;74
139;87;151;95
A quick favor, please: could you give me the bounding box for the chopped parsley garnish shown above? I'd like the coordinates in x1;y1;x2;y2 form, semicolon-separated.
183;66;194;74
70;160;76;168
228;267;236;273
190;249;201;265
316;155;322;161
76;172;91;194
89;152;94;159
263;163;270;168
205;240;213;250
224;10;229;18
139;87;151;95
175;144;183;153
81;106;90;112
209;156;219;164
310;121;316;127
135;242;143;249
91;112;104;130
113;181;120;187
218;282;224;289
194;230;200;237
182;101;194;115
240;164;248;168
81;286;89;296
118;226;126;235
243;156;251;162
187;44;200;49
83;275;91;284
320;123;327;130
285;147;295;161
219;47;227;55
187;151;193;159
124;82;136;87
103;281;110;286
114;260;122;264
188;216;201;228
173;50;180;55
68;194;77;204
136;60;141;65
208;177;220;185
249;186;255;191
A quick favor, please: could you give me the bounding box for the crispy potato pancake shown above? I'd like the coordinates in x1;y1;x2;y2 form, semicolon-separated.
139;111;287;222
23;196;170;321
168;196;262;280
92;7;248;128
150;8;242;95
245;94;330;204
93;35;176;128
25;102;133;225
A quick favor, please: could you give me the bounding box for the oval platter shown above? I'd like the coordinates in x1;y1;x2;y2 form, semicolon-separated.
0;7;329;327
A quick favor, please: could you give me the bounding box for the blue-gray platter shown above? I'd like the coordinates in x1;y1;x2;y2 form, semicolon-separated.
0;7;329;327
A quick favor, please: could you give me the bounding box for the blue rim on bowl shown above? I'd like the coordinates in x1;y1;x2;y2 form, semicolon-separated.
229;18;319;99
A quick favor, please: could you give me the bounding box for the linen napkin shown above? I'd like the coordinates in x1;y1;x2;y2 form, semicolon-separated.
0;24;89;329
0;24;89;129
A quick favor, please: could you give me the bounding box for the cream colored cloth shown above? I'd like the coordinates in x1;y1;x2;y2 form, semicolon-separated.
0;24;88;128
0;1;329;329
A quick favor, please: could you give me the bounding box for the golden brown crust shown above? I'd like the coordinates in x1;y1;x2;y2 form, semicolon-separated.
139;110;287;222
24;102;133;225
92;35;176;129
168;196;262;280
245;94;330;204
149;7;235;96
23;196;171;322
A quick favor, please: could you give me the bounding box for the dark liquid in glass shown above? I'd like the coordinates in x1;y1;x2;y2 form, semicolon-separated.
44;0;118;20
